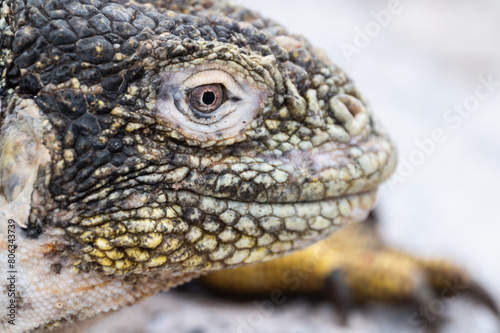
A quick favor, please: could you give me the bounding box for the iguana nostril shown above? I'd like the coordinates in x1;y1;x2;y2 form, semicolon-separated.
329;94;370;137
338;95;364;116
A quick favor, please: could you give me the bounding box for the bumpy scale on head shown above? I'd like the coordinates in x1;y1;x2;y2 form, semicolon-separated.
0;0;396;331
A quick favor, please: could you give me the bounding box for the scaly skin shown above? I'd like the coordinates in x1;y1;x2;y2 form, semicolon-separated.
202;216;500;325
0;0;398;331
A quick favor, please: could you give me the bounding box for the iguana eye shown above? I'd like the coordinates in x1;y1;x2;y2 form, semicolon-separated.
157;65;268;143
188;84;225;114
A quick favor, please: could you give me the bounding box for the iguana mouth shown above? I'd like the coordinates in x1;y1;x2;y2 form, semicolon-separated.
62;187;379;277
164;188;379;228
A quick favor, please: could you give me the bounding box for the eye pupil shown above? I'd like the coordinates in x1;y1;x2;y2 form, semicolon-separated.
189;84;225;114
202;91;216;105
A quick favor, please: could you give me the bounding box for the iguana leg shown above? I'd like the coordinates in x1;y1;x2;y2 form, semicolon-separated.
199;214;499;326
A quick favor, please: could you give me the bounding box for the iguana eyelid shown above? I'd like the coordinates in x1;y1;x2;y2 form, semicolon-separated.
156;64;268;143
182;70;247;99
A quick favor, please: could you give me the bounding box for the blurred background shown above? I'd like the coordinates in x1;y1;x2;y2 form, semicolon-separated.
88;0;500;332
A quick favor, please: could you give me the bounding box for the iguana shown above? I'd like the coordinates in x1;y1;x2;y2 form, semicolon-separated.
0;0;495;332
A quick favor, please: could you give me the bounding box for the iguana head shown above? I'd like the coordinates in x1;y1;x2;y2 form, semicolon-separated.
0;0;396;331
